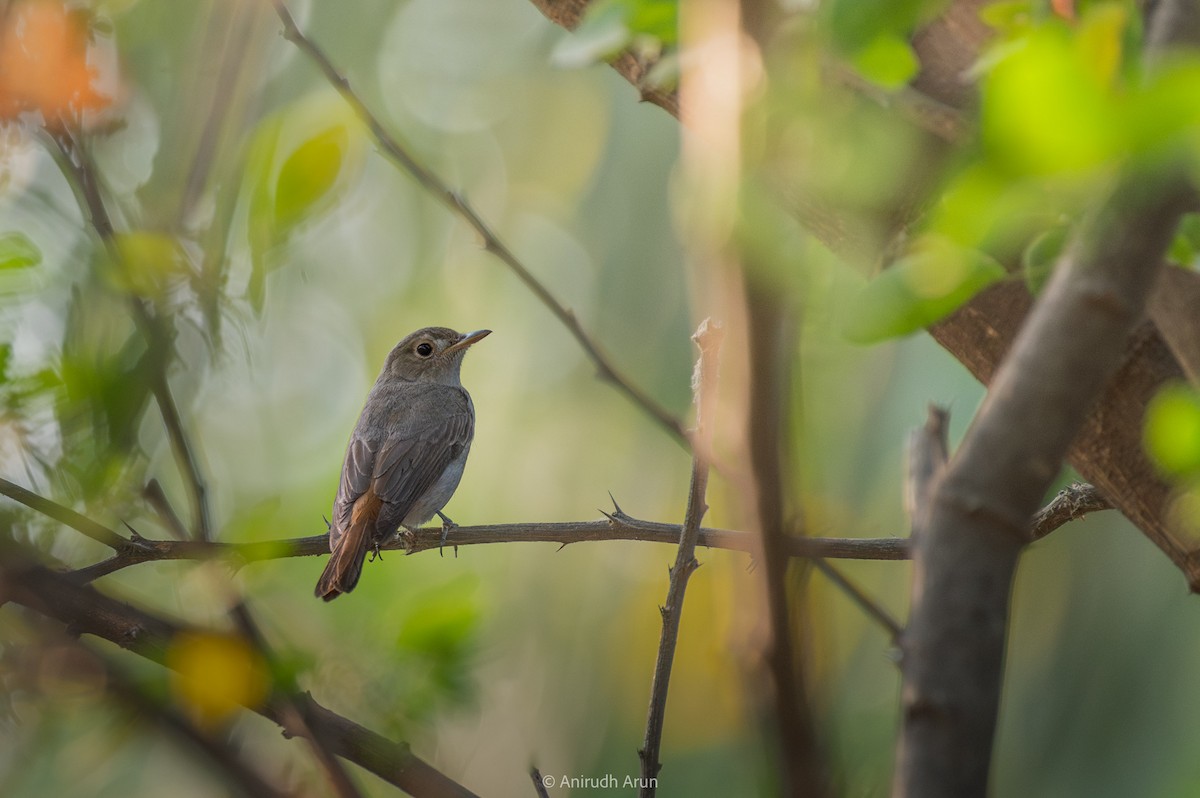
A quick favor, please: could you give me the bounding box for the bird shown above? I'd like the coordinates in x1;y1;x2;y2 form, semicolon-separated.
315;326;490;600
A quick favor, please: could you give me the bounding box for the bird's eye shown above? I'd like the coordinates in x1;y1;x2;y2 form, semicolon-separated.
416;342;434;357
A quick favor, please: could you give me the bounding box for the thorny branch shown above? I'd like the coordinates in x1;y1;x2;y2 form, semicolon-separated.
0;476;1108;580
638;319;721;795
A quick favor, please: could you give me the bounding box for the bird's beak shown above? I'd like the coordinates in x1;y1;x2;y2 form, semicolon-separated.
444;329;491;355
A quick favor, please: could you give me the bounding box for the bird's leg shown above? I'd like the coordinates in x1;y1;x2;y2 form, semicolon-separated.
369;538;384;563
437;511;458;558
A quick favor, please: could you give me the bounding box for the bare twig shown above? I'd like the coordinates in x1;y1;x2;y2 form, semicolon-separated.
637;320;721;794
43;127;214;543
530;767;552;798
904;406;949;535
0;476;126;550
264;0;688;447
143;478;190;540
0;550;481;798
228;602;363;798
811;559;903;643
1030;483;1111;542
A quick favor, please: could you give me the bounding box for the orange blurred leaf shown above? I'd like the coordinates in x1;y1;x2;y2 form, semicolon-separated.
0;1;109;123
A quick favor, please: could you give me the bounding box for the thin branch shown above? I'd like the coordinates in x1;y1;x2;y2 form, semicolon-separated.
638;319;721;794
530;767;552;798
264;0;688;448
0;550;481;798
140;336;214;542
2;473;1108;583
44;126;214;543
811;559;903;643
69;638;295;798
229;602;363;798
904;405;949;535
0;476;126;550
1030;482;1111;542
143;478;190;540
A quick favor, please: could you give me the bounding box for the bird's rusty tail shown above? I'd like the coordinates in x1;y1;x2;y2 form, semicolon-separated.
315;490;380;600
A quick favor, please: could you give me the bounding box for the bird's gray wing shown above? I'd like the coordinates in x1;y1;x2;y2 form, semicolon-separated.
329;435;376;553
371;390;473;534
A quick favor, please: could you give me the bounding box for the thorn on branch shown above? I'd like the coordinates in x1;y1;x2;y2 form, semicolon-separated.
123;521;144;543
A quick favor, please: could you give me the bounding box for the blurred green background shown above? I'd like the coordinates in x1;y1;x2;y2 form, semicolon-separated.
4;0;1200;796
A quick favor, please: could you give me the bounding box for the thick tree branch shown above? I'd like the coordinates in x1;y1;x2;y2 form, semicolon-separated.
264;0;688;447
893;163;1196;798
638;320;721;795
0;551;481;798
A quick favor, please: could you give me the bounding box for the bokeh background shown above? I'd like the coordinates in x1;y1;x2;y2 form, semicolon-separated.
4;0;1200;796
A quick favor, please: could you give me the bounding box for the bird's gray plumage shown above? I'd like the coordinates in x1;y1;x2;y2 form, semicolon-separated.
316;326;488;600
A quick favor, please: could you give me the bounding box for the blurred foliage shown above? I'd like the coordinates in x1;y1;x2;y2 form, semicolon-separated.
1145;383;1200;534
1145;383;1200;479
843;236;1006;342
1;0;1200;796
0;233;42;271
556;0;678;64
166;632;270;730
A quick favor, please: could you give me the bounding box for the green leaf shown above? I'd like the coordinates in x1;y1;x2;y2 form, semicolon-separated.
0;343;11;383
110;232;186;298
0;233;42;270
825;0;936;52
982;25;1123;175
273;125;349;233
1168;212;1200;267
553;0;677;68
852;35;919;89
979;1;1033;36
1145;384;1200;478
843;240;1006;343
625;0;677;44
1022;224;1070;294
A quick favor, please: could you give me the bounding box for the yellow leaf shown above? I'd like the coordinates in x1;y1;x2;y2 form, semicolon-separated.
1075;2;1128;88
110;232;186;298
168;633;269;728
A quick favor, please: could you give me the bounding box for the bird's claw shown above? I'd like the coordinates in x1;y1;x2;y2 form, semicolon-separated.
437;512;458;558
